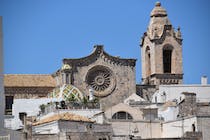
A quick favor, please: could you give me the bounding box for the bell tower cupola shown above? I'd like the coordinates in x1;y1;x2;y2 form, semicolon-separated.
140;2;183;85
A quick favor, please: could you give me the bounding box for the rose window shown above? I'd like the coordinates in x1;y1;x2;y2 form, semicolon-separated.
87;69;111;91
86;66;116;97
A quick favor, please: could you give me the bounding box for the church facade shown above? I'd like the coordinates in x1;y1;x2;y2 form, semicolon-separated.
52;45;136;109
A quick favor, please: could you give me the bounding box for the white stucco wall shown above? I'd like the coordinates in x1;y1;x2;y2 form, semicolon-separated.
4;97;103;130
5;98;58;130
33;121;59;134
158;106;179;121
91;113;104;124
152;85;210;103
111;121;161;139
40;109;102;119
162;116;197;138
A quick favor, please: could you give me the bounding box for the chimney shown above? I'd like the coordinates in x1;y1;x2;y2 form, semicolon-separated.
201;76;208;85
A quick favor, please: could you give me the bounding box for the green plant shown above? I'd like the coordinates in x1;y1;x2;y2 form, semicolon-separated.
93;97;99;103
82;96;88;105
39;104;45;113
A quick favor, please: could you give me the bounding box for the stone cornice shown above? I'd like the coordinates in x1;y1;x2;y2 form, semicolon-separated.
150;73;183;79
63;45;136;68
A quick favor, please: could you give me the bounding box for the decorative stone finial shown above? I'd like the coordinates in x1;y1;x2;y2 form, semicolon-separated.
155;1;161;7
61;64;71;70
150;1;167;17
176;26;182;39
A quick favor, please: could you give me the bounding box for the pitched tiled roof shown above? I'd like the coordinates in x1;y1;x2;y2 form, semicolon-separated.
4;74;56;87
33;112;92;126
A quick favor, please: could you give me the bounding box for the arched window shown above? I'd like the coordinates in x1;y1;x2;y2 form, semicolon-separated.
163;45;173;73
145;46;151;76
66;73;70;84
112;111;133;120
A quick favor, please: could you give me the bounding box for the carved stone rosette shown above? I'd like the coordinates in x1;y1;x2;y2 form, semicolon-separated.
86;65;116;97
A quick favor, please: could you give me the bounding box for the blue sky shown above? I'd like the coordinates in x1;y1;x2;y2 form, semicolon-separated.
0;0;209;84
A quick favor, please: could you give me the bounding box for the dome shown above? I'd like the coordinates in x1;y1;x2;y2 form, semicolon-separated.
48;84;84;102
150;2;167;17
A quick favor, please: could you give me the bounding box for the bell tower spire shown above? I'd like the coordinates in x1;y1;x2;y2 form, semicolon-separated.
140;2;183;85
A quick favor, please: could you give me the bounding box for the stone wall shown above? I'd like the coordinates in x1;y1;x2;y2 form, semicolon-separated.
178;92;210;118
196;103;210;116
0;128;26;140
58;121;112;134
197;116;210;140
62;46;136;110
32;134;59;140
178;93;197;117
74;59;136;110
136;84;157;101
33;131;112;140
33;121;113;140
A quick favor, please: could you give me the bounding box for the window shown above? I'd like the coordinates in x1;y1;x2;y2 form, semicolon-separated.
112;111;133;120
66;73;69;84
19;112;27;123
145;46;151;76
5;96;13;115
62;73;65;84
163;49;172;73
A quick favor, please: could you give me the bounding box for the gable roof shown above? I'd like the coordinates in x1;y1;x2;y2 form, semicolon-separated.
33;112;92;126
4;74;56;87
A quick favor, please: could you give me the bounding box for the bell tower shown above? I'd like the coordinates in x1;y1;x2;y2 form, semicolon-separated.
140;2;183;85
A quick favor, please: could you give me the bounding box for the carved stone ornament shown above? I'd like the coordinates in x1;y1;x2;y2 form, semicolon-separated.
86;65;116;97
63;45;136;70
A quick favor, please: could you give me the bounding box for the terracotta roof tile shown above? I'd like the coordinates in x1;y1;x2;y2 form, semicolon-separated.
4;74;56;87
33;112;92;126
